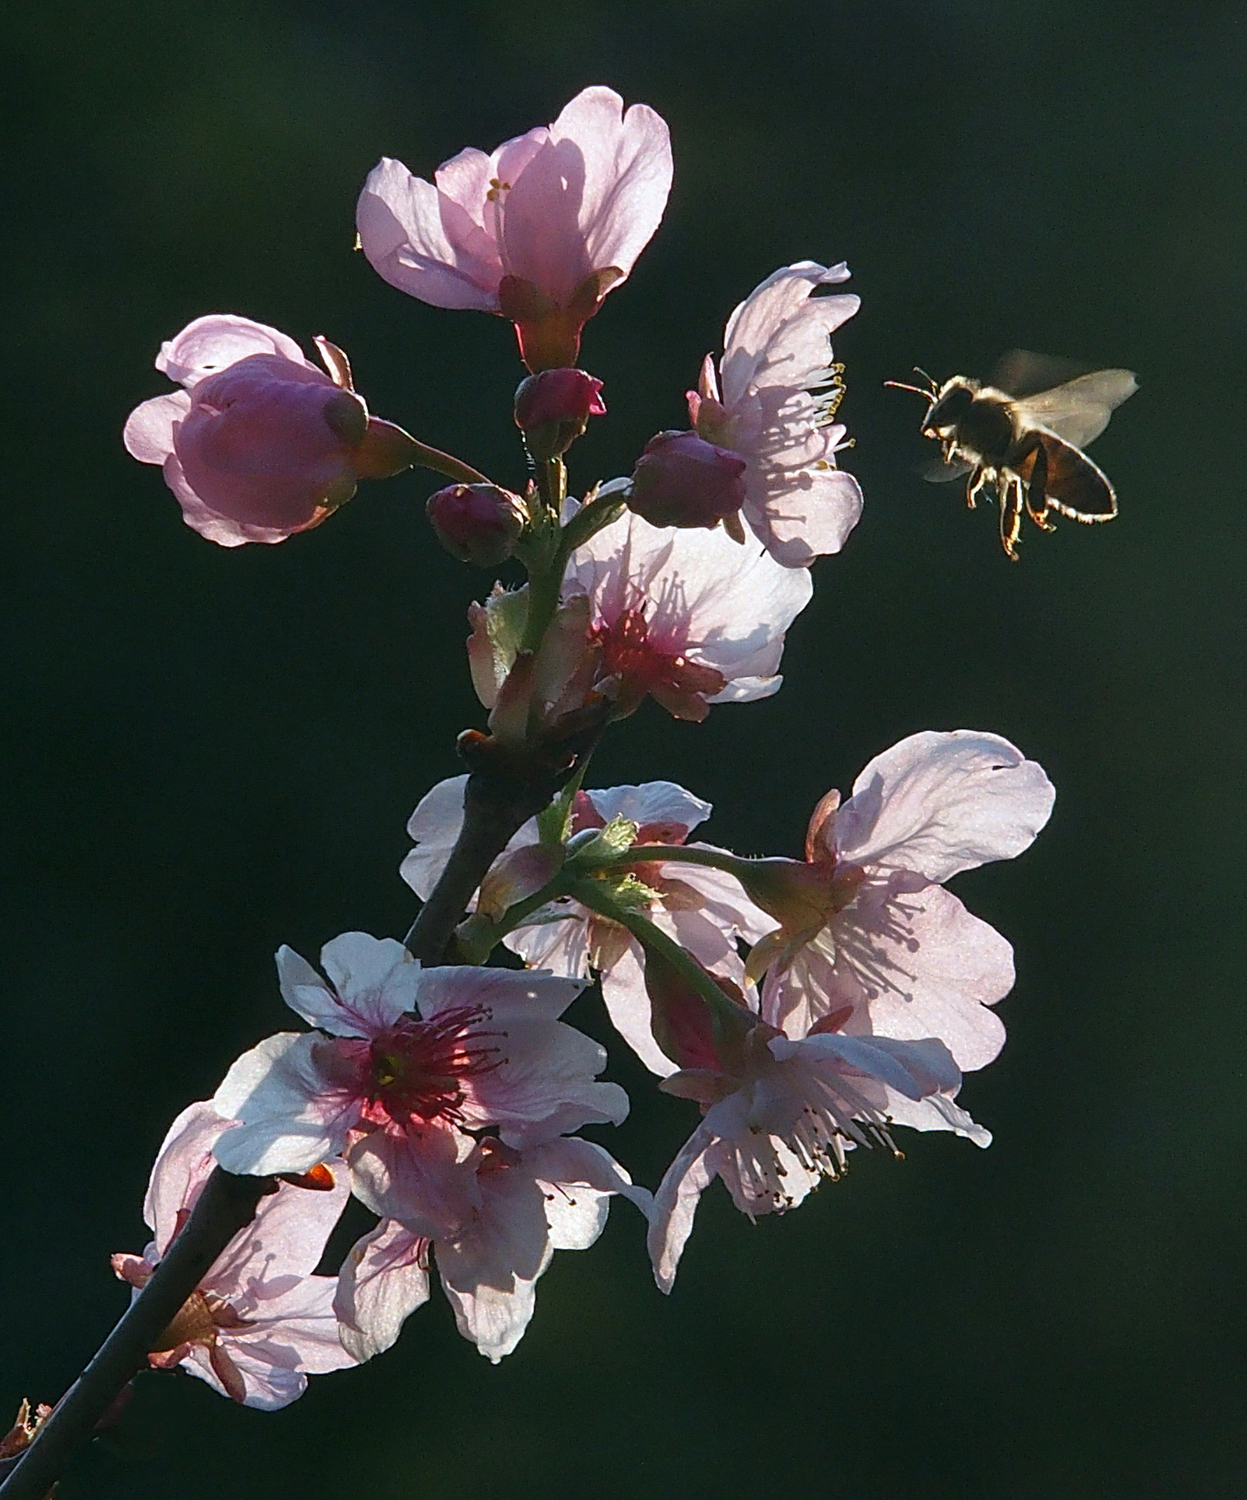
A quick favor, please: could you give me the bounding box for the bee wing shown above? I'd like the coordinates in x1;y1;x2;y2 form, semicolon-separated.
1012;370;1138;448
921;454;974;483
1015;429;1118;521
990;349;1093;398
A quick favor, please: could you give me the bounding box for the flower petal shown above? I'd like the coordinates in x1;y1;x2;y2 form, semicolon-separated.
529;1136;652;1248
356;156;502;310
414;964;585;1024
720;262;856;410
212;1033;360;1175
155;314;310;387
834;730;1056;882
586;781;712;836
347;1127;478;1239
317;933;421;1033
767;885;1013;1071
401;775;538;899
142;1100;228;1251
648;1123;716;1293
334;1219;431;1362
208;1161;350;1290
123;392;190;464
549;85;673;286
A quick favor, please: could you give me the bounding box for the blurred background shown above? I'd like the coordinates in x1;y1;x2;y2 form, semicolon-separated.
3;1;1244;1495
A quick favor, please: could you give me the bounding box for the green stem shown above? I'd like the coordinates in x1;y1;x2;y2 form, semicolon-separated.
516;457;569;653
568;878;742;1027
456;870;578;963
588;843;750;876
410;441;493;487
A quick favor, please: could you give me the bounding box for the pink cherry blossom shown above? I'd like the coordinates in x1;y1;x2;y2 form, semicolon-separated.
210;934;627;1214
401;777;773;1077
124;315;417;547
749;731;1056;1070
688;262;863;567
649;1008;986;1292
336;1135;649;1364
561;505;813;720
356;86;673;371
111;1102;353;1410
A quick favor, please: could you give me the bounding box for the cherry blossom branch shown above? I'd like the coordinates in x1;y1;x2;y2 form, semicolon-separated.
0;1169;272;1500
405;767;565;963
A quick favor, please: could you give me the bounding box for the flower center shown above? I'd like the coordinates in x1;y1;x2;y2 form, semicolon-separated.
589;606;725;718
365;1005;502;1127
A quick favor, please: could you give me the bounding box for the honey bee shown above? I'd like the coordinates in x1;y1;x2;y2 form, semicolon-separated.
887;350;1137;560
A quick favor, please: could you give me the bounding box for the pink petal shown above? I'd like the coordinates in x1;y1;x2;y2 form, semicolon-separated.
586;781;712;834
504;905;592;977
599;940;680;1078
142;1100;225;1252
413;964;584;1024
207;1162;349;1292
664;861;775;945
334;1220;431;1362
155;314;310;387
744;454;863;568
547;87;673;288
433;1162;551;1363
831;884;1013;1070
528;1137;651;1248
648;1123;716;1293
212;1033;361;1175
347;1126;478;1239
160;452;288;547
835;730;1056;882
316;933;421;1034
460;1017;627;1139
401;774;538;899
123;392;190;464
355;156;502;310
720;262;856;409
236;1274;358;1374
779;1031;963;1100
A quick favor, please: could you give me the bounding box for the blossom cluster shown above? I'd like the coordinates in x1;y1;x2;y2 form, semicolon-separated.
110;85;1056;1415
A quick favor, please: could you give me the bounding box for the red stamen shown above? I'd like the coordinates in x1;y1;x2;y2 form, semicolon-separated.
366;1005;503;1128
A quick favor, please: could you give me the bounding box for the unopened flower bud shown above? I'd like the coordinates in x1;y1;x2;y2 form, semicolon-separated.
514;368;606;461
124;316;422;547
427;483;527;567
627;430;747;531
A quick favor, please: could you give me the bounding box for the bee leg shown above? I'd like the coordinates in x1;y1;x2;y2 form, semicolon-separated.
965;468;988;511
1000;477;1024;561
1024;440;1057;531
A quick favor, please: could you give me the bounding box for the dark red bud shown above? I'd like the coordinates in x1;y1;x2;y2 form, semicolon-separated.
628;429;747;531
427;483;527;567
514;368;606;461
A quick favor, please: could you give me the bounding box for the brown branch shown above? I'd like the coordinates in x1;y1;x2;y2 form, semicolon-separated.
0;1169;271;1500
404;761;564;963
4;743;586;1498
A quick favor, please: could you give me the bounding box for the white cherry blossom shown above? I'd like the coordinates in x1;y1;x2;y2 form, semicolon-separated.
562;506;813;720
689;261;863;567
336;1135;649;1364
112;1103;353;1409
754;731;1056;1069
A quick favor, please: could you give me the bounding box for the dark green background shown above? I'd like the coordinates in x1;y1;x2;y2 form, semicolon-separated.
4;2;1244;1496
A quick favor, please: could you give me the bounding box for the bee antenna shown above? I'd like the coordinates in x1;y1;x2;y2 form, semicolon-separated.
912;366;936;387
883;379;934;399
